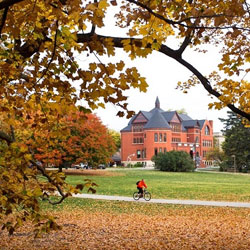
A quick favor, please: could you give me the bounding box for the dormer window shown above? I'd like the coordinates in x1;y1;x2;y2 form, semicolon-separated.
133;124;143;132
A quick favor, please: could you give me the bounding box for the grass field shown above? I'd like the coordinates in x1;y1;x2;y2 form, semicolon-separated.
65;169;250;202
2;170;250;249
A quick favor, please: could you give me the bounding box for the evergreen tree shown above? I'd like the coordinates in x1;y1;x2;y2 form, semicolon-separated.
220;112;250;172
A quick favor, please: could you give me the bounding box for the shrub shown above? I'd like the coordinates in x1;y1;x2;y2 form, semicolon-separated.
132;162;144;168
219;161;229;172
152;151;195;172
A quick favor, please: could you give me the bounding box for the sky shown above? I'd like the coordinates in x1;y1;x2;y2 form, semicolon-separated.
79;4;233;133
93;47;230;133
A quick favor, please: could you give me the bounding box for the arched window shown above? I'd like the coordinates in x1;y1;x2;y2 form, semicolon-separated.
205;125;210;135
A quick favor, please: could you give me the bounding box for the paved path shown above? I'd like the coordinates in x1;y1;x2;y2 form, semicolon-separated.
73;193;250;208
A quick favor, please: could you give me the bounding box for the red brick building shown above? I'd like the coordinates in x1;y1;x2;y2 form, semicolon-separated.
121;97;213;168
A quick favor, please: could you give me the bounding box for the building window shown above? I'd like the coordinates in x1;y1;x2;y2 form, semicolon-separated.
142;150;145;158
137;150;141;158
133;124;143;132
171;123;181;132
164;148;167;153
205;125;210;135
133;138;143;144
144;133;146;138
159;147;162;153
172;138;181;142
144;148;146;158
163;133;167;142
202;140;212;147
202;151;206;157
154;133;158;142
159;133;162;142
154;148;158;156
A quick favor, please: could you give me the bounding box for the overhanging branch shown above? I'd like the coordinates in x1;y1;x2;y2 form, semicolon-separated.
77;32;250;121
0;0;23;10
0;7;8;36
30;160;68;205
125;0;250;32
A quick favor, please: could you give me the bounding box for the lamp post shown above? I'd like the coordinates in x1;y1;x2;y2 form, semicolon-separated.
193;136;200;168
127;153;135;167
232;155;236;173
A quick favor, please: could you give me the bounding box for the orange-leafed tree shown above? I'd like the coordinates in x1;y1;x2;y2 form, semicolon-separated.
34;112;116;170
64;113;116;168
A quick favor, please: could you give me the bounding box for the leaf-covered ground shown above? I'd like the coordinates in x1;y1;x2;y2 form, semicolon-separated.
1;201;249;249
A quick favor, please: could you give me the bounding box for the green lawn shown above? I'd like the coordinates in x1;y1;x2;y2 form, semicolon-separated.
65;169;250;202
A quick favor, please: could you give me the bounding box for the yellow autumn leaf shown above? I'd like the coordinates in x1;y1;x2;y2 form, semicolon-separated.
98;0;109;9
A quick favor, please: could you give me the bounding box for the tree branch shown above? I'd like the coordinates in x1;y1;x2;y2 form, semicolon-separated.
30;160;68;205
77;32;250;121
0;7;8;36
90;0;97;34
36;20;59;83
10;125;15;142
0;0;23;10
0;130;14;145
125;0;250;32
177;34;192;56
125;0;177;26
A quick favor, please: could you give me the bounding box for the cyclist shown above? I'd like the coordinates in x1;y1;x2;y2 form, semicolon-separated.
136;179;147;197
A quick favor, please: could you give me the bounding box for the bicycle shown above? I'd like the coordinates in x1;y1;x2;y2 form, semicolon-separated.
133;189;151;201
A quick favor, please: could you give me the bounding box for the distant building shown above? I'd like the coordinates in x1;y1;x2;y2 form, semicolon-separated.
120;97;214;168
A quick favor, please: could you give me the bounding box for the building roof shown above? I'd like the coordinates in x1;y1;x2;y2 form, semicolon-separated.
121;97;209;132
161;111;175;122
144;109;171;129
182;120;200;128
179;113;193;121
197;120;206;128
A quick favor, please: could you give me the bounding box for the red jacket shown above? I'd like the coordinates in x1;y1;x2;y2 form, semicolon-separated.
137;180;147;188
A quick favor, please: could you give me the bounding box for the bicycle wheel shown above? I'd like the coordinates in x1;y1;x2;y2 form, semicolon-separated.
133;192;140;200
144;191;151;201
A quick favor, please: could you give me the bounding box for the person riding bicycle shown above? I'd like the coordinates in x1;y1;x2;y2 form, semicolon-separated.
136;179;147;197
